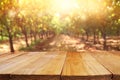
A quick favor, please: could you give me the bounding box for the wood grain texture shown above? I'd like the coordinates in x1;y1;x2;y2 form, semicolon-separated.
11;52;66;80
0;52;47;74
62;52;111;80
0;51;117;80
89;51;120;80
0;52;25;63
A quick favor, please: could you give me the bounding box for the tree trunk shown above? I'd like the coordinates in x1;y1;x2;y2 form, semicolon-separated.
8;33;14;52
86;31;89;41
103;32;107;50
7;27;14;52
24;32;29;47
0;30;3;40
93;31;96;44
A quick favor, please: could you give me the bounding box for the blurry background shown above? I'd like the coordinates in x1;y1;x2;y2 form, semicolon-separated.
0;0;120;53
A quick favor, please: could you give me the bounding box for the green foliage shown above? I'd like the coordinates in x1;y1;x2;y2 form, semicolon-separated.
0;36;8;41
0;0;120;51
19;39;42;51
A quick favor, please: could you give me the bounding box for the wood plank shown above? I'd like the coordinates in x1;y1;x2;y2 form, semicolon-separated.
11;51;66;80
89;51;120;80
11;52;60;74
0;52;27;80
0;52;47;74
0;52;25;63
62;52;111;80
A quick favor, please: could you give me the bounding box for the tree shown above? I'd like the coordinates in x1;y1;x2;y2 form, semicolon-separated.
0;0;18;52
15;13;30;47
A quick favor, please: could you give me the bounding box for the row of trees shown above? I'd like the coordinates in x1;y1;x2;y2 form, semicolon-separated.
63;0;120;50
0;0;120;52
0;0;56;52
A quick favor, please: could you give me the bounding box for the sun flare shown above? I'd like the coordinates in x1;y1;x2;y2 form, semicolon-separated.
52;0;79;13
18;0;109;17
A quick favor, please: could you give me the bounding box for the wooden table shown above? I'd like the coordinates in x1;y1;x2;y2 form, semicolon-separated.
1;51;119;80
90;51;120;80
0;51;66;80
62;52;111;80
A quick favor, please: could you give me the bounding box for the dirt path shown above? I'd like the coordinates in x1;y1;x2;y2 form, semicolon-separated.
0;35;96;53
32;35;88;52
48;35;85;51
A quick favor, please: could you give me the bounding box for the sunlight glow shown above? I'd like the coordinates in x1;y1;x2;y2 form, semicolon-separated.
52;0;78;14
59;0;77;11
55;13;60;17
18;0;109;18
8;10;16;18
81;14;87;21
77;0;107;14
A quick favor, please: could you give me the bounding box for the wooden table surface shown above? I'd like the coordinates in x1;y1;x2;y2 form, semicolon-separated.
62;52;111;80
89;51;120;80
0;51;120;80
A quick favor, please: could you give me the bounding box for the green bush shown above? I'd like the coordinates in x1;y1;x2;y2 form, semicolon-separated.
19;39;42;51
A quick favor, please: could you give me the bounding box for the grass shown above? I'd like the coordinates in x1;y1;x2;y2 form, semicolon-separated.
19;39;42;51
